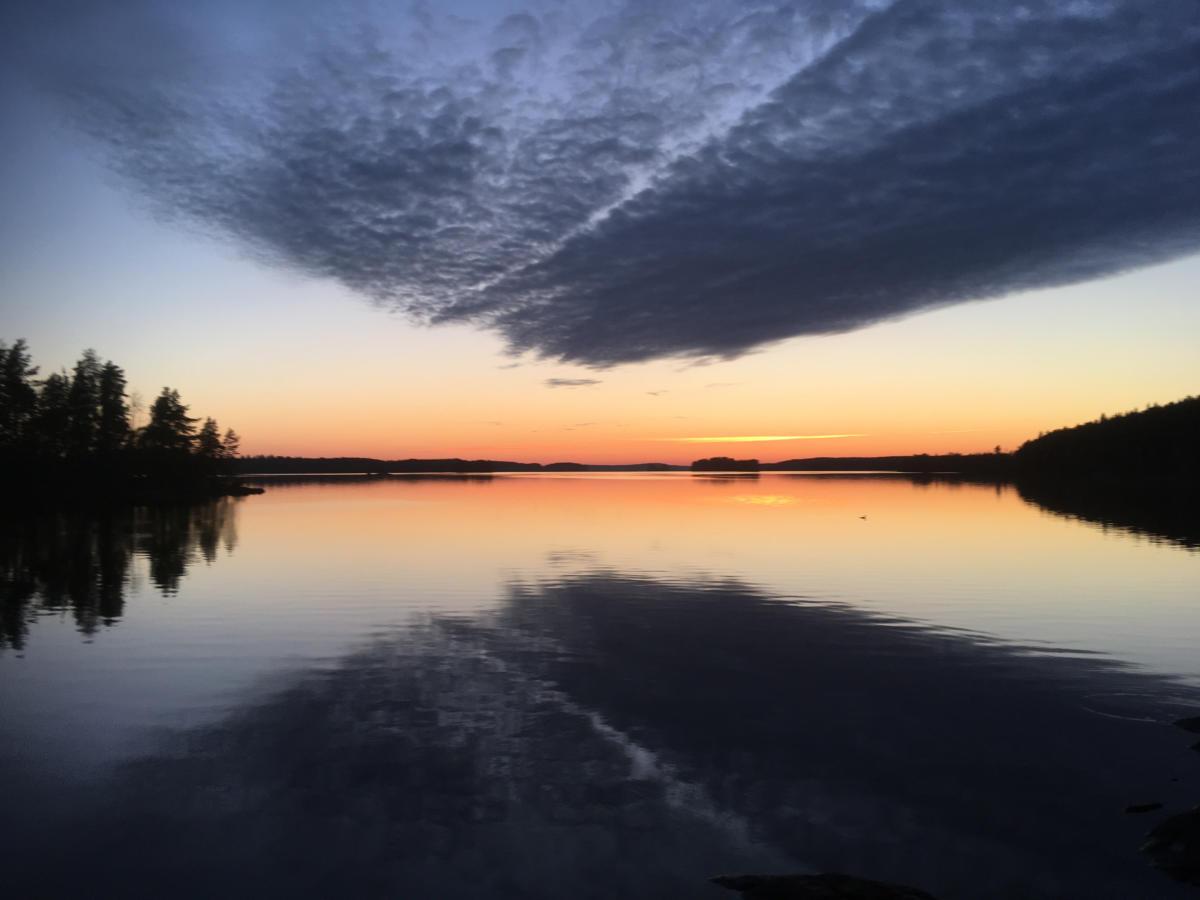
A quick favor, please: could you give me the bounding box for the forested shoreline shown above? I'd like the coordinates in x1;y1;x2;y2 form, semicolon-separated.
1014;395;1198;484
0;338;256;502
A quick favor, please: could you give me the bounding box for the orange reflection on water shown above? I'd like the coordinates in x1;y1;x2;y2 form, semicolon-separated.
238;473;1191;637
729;493;799;506
234;472;1195;680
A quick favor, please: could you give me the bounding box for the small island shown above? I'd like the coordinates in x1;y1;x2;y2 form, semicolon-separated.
691;457;761;472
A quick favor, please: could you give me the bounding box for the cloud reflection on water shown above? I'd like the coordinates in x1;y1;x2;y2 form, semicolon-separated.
5;567;1197;899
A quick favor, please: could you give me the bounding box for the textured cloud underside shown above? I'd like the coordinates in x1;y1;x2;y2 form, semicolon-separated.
12;0;1200;364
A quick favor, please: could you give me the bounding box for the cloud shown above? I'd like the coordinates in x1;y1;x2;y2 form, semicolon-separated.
9;0;1200;365
646;390;668;396
545;377;601;388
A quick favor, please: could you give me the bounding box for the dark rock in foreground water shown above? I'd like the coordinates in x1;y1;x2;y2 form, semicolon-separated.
1141;807;1200;886
711;872;938;899
1175;717;1200;735
1126;802;1164;814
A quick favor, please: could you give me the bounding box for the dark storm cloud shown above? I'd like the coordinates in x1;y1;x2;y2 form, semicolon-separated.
6;0;1200;365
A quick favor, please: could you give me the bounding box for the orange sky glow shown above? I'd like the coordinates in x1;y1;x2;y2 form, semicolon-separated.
8;205;1198;465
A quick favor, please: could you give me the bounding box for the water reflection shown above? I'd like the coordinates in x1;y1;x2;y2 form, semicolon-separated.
492;573;1200;897
0;500;239;649
1016;478;1200;550
2;476;1198;899
774;470;1200;551
6;569;1198;899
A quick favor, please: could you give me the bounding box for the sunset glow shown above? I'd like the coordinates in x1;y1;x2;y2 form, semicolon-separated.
1;0;1197;466
666;434;868;444
3;3;1198;896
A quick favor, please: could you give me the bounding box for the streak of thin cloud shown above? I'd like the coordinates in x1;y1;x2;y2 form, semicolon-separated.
660;434;867;444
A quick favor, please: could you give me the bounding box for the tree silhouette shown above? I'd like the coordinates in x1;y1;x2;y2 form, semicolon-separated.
141;388;198;455
222;428;240;459
33;370;72;459
66;349;102;457
196;417;224;460
0;338;39;450
1016;395;1198;481
97;361;130;457
0;339;247;500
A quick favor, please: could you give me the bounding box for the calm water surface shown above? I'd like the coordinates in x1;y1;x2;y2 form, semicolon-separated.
2;474;1198;898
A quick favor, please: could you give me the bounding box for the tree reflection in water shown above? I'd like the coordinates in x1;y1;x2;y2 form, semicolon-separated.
1015;478;1200;550
0;499;239;649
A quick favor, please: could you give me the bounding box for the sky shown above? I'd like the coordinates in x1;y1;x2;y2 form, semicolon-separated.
1;0;1198;464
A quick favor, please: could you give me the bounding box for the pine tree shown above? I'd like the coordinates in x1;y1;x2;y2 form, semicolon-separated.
196;417;224;460
97;361;130;457
222;428;241;459
34;371;73;459
66;349;102;457
140;388;197;455
0;338;40;450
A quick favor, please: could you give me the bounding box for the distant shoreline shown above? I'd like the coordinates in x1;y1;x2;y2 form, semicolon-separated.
233;453;1013;476
232;395;1197;482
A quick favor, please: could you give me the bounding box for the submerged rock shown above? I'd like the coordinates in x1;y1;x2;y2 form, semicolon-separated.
1141;807;1200;886
1174;716;1200;735
711;872;938;899
1125;802;1163;814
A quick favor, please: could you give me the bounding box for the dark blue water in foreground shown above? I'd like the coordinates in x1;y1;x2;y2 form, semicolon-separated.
2;475;1198;898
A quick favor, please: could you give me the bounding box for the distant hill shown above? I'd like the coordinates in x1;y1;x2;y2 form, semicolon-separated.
1015;395;1199;483
236;456;536;474
235;456;683;474
762;453;1010;476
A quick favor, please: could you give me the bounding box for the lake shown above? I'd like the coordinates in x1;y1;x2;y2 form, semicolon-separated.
2;473;1198;898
